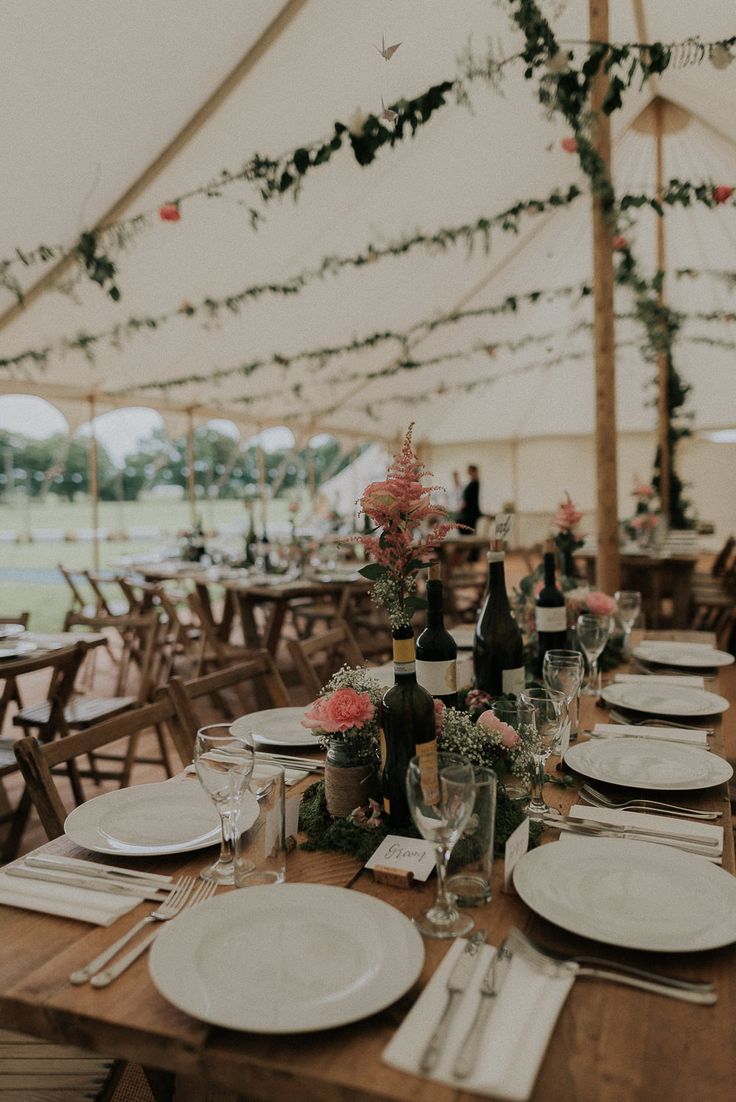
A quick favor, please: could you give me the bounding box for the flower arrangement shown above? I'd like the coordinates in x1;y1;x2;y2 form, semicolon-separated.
354;424;456;628
552;492;584;574
626;477;661;547
565;586;617;625
301;666;383;764
436;703;534;783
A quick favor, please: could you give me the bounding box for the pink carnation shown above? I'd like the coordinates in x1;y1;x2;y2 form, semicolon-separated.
586;591;616;616
477;710;521;748
302;688;374;734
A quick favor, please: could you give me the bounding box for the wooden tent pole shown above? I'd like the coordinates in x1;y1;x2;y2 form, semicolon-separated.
589;0;620;594
88;396;100;571
186;409;197;527
256;429;267;534
654;97;671;521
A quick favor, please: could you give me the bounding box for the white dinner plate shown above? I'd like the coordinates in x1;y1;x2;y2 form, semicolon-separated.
0;641;36;660
632;640;735;669
64;781;253;856
450;627;475;649
0;624;25;640
600;681;729;717
231;706;321;748
149;884;425;1032
514;838;736;951
564;738;732;790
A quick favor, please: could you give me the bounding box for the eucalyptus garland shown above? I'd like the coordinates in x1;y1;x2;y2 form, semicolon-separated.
0;27;733;304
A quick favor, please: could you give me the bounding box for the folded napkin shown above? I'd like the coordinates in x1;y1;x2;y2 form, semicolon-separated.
0;870;142;925
563;804;723;862
252;764;308;787
592;723;707;746
383;939;574;1102
615;673;705;689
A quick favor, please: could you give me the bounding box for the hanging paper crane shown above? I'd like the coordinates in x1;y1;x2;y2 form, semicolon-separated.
374;33;401;61
380;97;398;124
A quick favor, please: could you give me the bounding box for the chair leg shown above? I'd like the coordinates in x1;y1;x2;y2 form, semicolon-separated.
1;788;31;864
155;724;174;778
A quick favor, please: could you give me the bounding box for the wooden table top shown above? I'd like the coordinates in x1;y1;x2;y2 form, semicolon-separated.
0;638;734;1101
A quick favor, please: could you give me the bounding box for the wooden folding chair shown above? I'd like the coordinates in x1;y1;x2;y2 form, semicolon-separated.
287;620;366;698
187;589;260;678
162;652;290;762
0;642;88;861
0;612;30;729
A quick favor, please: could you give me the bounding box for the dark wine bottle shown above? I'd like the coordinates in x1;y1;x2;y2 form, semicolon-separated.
416;563;458;707
380;625;438;827
244;511;258;566
535;540;568;673
473;539;525;697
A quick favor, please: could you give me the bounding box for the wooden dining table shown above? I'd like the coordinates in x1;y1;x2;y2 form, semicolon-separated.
0;633;733;1102
577;549;699;628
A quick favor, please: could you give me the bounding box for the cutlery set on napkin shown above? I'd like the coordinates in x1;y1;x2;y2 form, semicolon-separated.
548;805;724;861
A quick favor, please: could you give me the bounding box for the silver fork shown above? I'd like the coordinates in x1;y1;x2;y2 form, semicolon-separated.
580;783;722;819
90;880;217;987
70;876;197;985
452;941;513;1079
506;928;717;1005
608;709;714;735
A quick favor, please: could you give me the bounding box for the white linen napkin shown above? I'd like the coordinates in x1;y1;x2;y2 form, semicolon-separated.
592;723;707;746
614;673;705;689
0;870;142;925
383;939;574;1102
564;804;723;861
252;764;309;787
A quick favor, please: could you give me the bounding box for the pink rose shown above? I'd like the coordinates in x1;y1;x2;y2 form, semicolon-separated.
477;710;521;748
713;185;733;204
303;688;375;734
560;136;577;153
159;203;181;222
586;591;616;616
433;698;445;736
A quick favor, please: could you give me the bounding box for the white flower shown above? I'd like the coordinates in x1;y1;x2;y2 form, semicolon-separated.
347;108;367;137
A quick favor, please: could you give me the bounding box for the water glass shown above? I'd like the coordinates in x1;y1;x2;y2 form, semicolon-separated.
447;767;497;906
543;649;584;740
234;763;286;887
576;613;611;695
406;753;476;939
614;590;642;657
491;699;533;801
194;724;255;885
519;689;566;821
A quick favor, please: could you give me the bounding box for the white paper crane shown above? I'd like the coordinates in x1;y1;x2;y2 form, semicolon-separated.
374;33;401;61
380;97;398;124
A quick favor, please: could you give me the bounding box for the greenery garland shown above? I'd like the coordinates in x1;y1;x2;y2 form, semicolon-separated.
0;28;733;303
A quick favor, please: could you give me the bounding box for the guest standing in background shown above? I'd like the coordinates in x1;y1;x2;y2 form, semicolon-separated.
456;464;481;532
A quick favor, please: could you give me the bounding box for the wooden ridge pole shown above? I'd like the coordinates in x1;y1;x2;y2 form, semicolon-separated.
589;0;620;595
654;97;671;521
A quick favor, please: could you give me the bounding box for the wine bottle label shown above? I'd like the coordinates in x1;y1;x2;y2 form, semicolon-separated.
416;738;440;804
502;666;526;696
393;660;416;676
392;637;415;663
535;606;567;632
379;727;387;771
416;659;457;695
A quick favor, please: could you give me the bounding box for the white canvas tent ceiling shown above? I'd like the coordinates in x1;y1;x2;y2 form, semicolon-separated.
1;0;735;449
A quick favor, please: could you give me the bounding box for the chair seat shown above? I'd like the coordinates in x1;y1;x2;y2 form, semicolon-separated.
14;697;135;730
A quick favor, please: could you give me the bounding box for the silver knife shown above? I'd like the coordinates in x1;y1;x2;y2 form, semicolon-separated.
6;867;167;902
546;815;720;847
25;855;174;886
453;941;514;1079
419;930;486;1074
543;819;721;857
585;730;710;750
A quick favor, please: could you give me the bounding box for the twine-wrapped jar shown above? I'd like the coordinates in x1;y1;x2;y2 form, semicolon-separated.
324;742;376;818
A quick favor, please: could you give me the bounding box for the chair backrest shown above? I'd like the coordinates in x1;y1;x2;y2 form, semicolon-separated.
0;613;29;629
64;611;164;704
13;696;183;841
57;565;97;612
186;589;228;663
287;620;365;698
712;535;735;577
163;652;290;761
13;642;89;741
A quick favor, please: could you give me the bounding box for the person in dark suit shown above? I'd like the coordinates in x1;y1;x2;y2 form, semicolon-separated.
456;465;481;531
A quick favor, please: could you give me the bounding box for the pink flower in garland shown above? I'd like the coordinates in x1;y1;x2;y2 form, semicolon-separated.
560;137;577;153
713;185;733;205
612;235;628;250
355;424;458;627
302;688;375;734
159;203;181;222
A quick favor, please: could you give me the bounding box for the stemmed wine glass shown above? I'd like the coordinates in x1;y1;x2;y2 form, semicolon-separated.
519;689;566;821
543;649;585;742
194;724;255;884
576;613;611;696
614;590;642;657
405;753;476;938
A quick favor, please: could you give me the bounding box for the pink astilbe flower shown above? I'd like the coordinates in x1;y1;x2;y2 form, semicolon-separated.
553;492;583;534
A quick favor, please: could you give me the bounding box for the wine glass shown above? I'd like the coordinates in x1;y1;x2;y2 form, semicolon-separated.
543;649;584;741
194;724;255;884
614;590;641;657
576;612;611;695
491;699;532;802
405;753;476;938
519;689;566;821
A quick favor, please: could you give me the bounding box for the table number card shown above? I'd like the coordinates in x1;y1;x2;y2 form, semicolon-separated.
503;817;530;893
365;835;436;881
